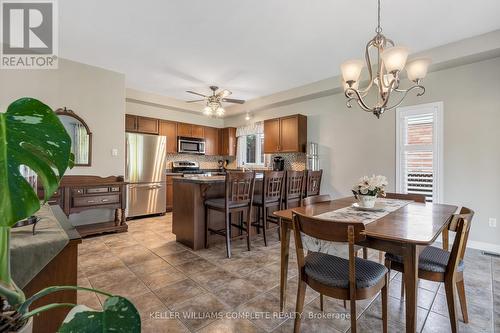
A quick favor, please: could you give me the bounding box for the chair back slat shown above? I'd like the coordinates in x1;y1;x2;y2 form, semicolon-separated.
225;171;256;206
285;170;305;201
306;170;323;197
302;194;331;206
292;211;366;243
385;192;426;203
447;207;474;260
263;171;285;202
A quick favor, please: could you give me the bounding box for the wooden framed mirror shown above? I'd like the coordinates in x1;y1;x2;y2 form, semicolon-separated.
56;107;92;166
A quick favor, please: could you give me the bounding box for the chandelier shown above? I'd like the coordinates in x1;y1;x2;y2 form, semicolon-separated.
341;0;431;118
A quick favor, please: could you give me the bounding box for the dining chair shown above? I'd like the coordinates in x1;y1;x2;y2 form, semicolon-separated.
384;207;474;333
283;170;306;209
301;194;331;206
301;194;366;309
304;170;323;197
204;171;256;258
252;170;285;246
292;211;389;333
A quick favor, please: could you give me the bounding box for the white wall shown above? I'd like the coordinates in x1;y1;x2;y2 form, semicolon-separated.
0;58;126;176
225;57;500;248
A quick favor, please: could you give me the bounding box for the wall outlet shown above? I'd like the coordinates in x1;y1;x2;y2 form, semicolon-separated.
111;148;118;157
489;218;497;228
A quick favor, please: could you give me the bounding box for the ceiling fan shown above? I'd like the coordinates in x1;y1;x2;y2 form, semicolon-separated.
186;86;245;117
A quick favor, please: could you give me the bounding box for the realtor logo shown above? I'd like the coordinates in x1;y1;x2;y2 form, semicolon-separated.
1;0;58;69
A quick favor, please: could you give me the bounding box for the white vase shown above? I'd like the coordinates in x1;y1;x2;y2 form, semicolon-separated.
17;318;33;333
357;194;377;208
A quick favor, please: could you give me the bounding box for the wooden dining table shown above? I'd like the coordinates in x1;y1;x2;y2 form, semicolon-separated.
273;196;458;333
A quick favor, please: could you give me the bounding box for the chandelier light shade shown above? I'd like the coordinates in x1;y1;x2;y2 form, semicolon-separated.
406;58;432;82
342;0;431;118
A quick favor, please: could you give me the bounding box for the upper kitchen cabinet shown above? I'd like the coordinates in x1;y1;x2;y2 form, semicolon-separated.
203;126;219;156
263;114;307;153
219;127;237;156
177;123;204;139
177;123;192;137
159;120;178;153
125;114;159;134
192;125;204;139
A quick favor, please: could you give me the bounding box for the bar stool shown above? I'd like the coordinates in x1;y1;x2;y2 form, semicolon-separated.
304;170;323;197
283;170;306;209
204;171;256;258
252;170;285;246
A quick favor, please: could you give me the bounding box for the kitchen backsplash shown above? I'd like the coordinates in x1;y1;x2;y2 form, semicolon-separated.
167;152;306;171
166;153;235;170
226;152;306;171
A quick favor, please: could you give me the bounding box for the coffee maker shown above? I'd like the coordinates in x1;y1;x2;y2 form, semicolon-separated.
272;156;285;171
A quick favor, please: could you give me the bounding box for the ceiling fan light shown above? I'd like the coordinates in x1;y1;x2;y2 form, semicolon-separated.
406;58;431;82
340;59;364;83
203;106;213;116
216;107;225;117
220;89;231;98
381;46;409;73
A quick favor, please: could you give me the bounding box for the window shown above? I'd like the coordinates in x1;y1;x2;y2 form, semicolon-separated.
396;102;443;203
240;134;264;166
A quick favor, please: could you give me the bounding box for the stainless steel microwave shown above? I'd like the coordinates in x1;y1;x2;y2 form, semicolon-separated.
178;137;206;154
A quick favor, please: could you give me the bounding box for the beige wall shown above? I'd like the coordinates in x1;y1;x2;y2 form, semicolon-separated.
0;58;126;176
126;88;224;128
225;57;500;249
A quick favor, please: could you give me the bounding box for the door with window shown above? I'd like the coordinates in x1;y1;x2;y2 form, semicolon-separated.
396;102;443;203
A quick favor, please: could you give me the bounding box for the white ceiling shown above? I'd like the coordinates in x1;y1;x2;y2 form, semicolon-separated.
60;0;500;103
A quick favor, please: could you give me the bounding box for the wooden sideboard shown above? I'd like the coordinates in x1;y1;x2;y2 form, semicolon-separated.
21;206;81;333
38;175;128;237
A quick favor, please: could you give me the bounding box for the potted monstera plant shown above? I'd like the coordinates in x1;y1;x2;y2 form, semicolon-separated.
0;98;140;332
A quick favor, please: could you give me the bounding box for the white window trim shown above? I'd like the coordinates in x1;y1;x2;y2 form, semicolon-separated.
396;102;444;203
239;134;264;167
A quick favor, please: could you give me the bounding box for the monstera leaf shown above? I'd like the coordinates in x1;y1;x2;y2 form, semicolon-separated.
0;98;72;227
58;296;141;332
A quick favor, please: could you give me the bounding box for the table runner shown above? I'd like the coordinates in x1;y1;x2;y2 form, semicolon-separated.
302;198;413;258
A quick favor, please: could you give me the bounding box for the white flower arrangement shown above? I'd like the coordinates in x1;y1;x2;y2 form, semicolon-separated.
352;175;388;197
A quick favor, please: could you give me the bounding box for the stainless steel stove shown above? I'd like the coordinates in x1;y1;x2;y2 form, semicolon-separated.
171;161;203;174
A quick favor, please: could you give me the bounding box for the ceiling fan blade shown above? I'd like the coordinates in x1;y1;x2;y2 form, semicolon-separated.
186;99;205;103
218;89;232;98
186;90;207;98
222;98;245;104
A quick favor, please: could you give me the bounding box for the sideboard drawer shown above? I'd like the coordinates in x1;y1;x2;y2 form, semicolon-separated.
73;194;120;207
86;187;109;194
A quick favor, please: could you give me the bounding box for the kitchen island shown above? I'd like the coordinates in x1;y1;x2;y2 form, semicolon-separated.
172;175;263;250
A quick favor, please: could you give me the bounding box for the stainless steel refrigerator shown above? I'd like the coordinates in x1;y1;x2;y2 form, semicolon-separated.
126;133;167;218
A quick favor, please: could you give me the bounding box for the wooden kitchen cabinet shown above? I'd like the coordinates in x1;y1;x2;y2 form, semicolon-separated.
159;120;178;153
125;114;159;134
263;114;307;153
125;114;137;132
203;126;219;156
166;175;174;211
219;127;237;156
263;118;280;153
177;123;192;137
192;125;204;139
177;123;204;139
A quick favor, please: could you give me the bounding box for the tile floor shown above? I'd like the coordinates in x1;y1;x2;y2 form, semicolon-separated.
77;214;500;332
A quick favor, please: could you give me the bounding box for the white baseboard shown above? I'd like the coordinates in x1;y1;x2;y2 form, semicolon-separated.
435;236;500;255
466;240;500;255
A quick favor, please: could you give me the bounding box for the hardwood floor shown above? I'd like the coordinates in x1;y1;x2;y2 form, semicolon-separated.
77;213;500;333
